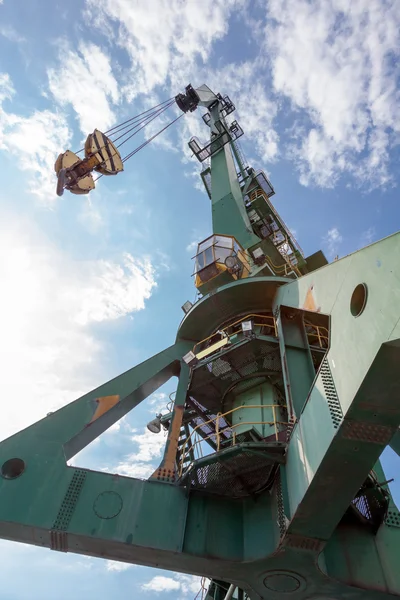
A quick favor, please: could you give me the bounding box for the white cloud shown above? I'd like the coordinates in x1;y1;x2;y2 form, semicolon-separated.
148;391;169;414
48;41;119;133
84;1;280;187
75;253;156;325
265;0;400;188
86;0;244;100
142;573;205;596
130;428;166;462
78;198;104;233
0;25;26;43
0;72;72;204
323;226;343;258
0;215;157;441
177;64;279;180
186;229;208;254
175;574;206;596
360;226;376;247
0;71;14;104
142;576;181;592
186;240;199;254
212;64;279;163
105;560;136;572
2;109;71;202
104;426;166;479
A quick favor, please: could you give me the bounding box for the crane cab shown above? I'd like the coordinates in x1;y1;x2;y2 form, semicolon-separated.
193;234;251;295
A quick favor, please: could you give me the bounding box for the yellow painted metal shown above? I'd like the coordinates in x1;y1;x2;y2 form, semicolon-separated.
264;253;301;277
192;314;328;360
179;404;287;476
193;313;277;355
84;129;124;176
89;395;120;424
54;150;95;194
196;337;229;360
304;321;329;348
193;234;251;289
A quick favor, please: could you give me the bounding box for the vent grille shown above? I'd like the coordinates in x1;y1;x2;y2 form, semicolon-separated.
52;469;87;532
342;421;395;444
386;510;400;528
276;473;286;538
320;358;343;429
283;534;323;553
286;416;296;441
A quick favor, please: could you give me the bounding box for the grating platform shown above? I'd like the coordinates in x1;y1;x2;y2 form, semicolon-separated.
189;337;283;414
180;442;286;498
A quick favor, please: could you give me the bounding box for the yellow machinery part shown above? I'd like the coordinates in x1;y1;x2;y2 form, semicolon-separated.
54;150;95;195
85;129;124;176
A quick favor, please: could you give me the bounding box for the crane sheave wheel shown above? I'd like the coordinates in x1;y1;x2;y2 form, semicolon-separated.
85;129;124;176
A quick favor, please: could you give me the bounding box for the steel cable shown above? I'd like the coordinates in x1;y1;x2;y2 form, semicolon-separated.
74;97;175;154
93;111;184;182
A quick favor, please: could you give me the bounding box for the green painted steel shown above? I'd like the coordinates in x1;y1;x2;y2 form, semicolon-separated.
210;142;259;249
390;429;400;456
0;234;398;599
0;87;399;600
232;382;277;438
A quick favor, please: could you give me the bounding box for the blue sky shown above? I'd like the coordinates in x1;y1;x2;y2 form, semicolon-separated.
0;0;399;597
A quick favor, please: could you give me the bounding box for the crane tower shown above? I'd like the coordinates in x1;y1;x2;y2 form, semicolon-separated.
0;85;399;600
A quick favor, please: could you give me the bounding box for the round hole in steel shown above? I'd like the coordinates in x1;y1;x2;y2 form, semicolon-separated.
1;458;25;479
350;283;367;317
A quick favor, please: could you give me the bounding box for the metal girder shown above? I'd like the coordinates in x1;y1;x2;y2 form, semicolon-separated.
209;113;259;250
390;428;400;456
151;361;190;482
0;236;400;599
276;307;317;418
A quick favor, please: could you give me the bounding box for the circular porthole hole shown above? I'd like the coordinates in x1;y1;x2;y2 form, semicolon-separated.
350;283;367;317
1;458;25;479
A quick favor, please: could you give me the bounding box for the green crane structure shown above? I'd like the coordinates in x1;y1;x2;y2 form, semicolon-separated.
0;85;399;600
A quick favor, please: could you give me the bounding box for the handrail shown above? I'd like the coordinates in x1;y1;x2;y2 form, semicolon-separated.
193;313;277;355
192;314;328;361
250;188;305;257
179;404;287;477
263;253;299;277
304;322;329;347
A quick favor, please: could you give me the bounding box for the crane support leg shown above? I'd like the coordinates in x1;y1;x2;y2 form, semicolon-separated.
0;235;400;599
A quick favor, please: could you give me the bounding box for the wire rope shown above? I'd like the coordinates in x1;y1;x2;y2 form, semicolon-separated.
73;96;175;154
113;100;175;147
92;112;184;183
121;112;184;162
106;103;173;143
105;97;175;136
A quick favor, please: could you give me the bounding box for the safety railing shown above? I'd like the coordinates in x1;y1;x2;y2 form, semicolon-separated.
249;188;304;257
263;253;300;277
193;313;277;358
305;322;329;349
192;314;329;361
178;404;287;477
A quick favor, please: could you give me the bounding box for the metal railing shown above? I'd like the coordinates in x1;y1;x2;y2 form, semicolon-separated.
249;187;304;258
193;313;277;357
192;314;329;362
263;253;299;277
305;322;329;348
179;404;287;476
